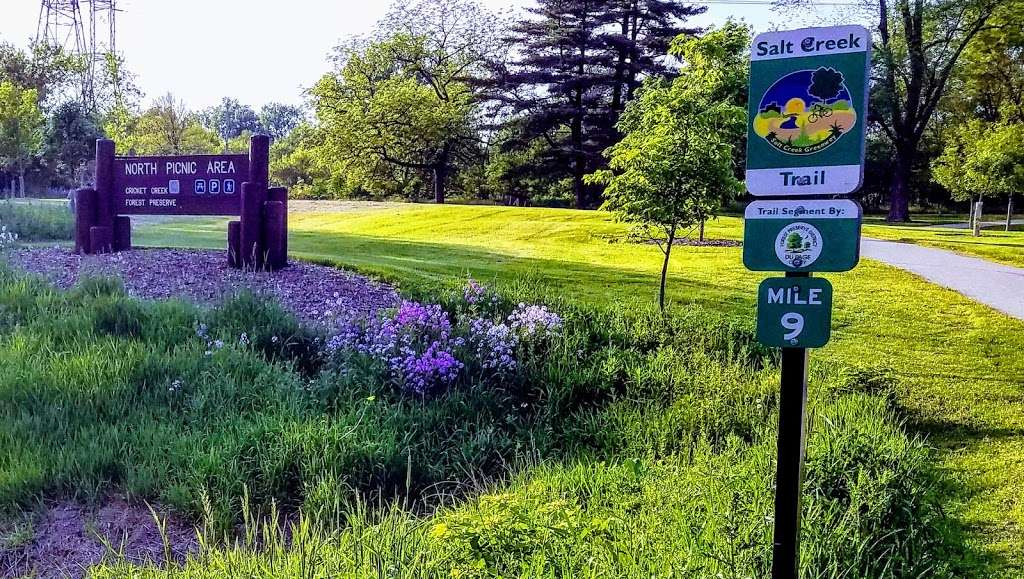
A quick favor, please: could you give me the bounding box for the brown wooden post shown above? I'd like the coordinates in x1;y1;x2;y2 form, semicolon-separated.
227;220;242;268
74;188;97;254
94;139;116;229
267;186;288;269
89;226;113;254
113;216;132;251
249;134;270;187
262;201;286;270
240;182;265;270
235;135;271;270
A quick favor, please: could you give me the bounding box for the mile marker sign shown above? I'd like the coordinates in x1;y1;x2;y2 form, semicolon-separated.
756;277;833;348
746;25;871;196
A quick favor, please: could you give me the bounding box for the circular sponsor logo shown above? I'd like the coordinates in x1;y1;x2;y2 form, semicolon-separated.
753;67;857;155
775;222;822;268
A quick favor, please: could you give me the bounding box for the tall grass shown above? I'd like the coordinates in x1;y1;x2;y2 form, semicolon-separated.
0;267;979;577
0;200;74;241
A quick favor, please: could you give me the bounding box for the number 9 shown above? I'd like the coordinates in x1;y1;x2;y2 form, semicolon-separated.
781;312;804;342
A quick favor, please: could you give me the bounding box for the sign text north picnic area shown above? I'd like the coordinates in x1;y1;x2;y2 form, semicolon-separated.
114;154;250;215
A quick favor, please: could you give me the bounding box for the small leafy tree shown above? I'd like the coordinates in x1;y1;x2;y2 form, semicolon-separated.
0;81;45;196
933;120;1024;233
588;24;747;311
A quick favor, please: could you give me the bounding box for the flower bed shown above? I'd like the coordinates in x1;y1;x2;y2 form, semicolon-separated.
6;248;564;398
324;280;562;394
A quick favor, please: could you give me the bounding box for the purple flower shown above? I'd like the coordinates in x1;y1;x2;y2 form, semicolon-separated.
464;278;487;305
324;299;463;393
468;317;517;373
508;304;562;339
397;342;463;394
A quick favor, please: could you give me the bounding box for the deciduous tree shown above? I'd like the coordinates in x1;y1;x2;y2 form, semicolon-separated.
43;100;103;187
200;97;262;150
0;81;45;197
866;0;1007;221
133;93;219;155
933;120;1024;233
313;0;498;202
588;24;746;310
259;103;305;140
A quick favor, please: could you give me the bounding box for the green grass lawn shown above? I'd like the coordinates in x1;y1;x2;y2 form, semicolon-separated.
133;203;1024;574
863;221;1024;268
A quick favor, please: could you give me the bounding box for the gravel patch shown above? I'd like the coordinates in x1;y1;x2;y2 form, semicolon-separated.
6;247;400;325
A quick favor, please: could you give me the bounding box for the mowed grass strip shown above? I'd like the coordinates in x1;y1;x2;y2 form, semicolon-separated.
135;202;1024;573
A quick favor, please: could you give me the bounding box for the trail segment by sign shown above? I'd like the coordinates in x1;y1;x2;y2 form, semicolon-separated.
744;199;861;272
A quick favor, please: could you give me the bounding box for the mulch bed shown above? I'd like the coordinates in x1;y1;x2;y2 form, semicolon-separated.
0;498;197;579
639;238;743;247
5;247;400;325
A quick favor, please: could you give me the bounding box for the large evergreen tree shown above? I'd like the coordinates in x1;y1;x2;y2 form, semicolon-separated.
599;0;704;114
491;0;703;208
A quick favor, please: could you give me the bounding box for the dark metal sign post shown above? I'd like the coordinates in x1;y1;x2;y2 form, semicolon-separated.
744;25;871;579
772;274;810;579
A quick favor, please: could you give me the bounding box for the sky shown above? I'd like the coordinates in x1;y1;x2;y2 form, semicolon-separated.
2;0;841;111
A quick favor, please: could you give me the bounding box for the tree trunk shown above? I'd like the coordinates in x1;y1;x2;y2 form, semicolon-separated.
1007;194;1014;232
659;225;676;312
18;167;25;198
973;200;983;237
699;219;705;242
571;117;585;209
886;150;913;222
433;165;447;204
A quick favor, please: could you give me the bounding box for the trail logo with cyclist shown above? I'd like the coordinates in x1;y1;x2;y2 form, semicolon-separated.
752;67;856;155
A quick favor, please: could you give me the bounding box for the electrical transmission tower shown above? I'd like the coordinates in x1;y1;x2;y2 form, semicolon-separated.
36;0;119;109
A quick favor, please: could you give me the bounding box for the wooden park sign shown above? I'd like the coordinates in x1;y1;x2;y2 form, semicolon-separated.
74;135;288;271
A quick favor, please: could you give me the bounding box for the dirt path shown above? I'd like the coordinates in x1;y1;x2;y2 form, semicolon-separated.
861;238;1024;320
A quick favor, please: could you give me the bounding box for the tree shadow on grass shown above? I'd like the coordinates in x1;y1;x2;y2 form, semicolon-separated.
284;229;757;314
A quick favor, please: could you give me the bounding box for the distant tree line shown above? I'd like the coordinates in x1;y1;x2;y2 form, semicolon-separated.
0;40;304;197
1;0;1020;225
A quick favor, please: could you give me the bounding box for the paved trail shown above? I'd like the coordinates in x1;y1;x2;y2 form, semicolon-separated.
935;219;1023;229
861;238;1024;320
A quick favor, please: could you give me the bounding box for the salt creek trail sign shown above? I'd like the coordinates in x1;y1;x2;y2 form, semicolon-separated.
743;199;862;272
743;25;870;579
746;25;871;196
74;135;288;271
